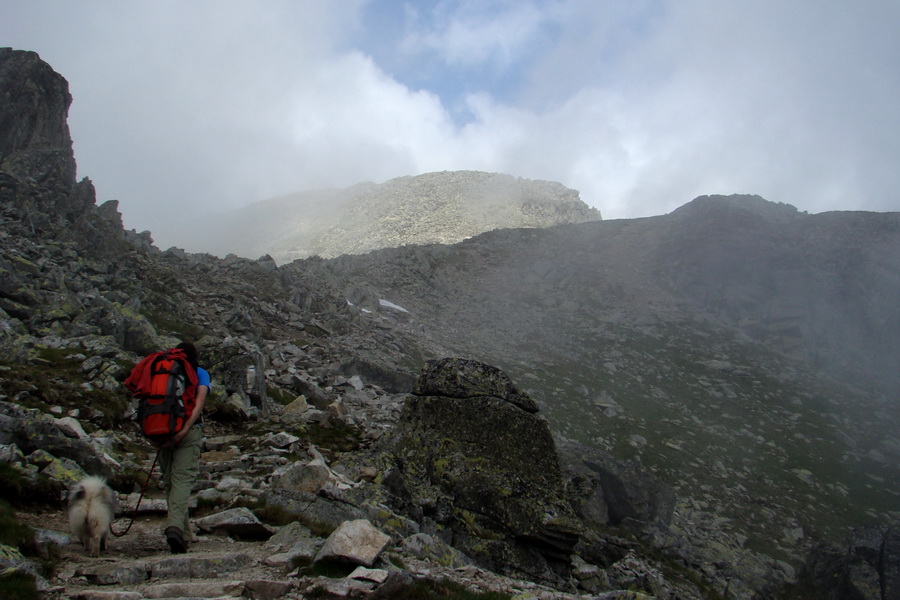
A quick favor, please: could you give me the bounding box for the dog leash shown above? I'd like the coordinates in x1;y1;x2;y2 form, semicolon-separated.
111;448;161;538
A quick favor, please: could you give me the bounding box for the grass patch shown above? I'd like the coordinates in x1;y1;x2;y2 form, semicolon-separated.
0;571;38;600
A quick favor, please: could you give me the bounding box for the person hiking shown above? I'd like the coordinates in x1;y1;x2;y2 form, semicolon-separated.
153;341;209;553
124;340;210;552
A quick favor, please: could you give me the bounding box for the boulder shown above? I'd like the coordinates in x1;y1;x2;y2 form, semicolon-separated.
389;358;580;583
194;507;274;540
411;357;538;413
314;519;391;568
271;461;332;494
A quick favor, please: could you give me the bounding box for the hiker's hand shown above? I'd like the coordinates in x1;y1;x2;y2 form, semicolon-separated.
173;430;187;445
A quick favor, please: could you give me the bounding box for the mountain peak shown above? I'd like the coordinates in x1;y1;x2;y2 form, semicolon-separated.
196;170;602;263
672;193;801;222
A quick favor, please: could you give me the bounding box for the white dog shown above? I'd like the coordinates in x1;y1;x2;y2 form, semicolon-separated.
68;476;117;557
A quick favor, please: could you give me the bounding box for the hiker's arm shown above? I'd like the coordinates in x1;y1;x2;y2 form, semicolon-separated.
174;385;207;444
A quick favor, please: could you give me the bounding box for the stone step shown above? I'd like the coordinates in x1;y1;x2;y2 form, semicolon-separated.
73;552;256;585
68;578;295;600
60;549;295;599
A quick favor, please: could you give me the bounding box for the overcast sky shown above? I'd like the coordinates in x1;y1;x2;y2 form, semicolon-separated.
3;0;899;247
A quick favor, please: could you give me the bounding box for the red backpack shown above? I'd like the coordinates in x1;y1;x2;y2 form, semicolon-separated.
124;348;199;440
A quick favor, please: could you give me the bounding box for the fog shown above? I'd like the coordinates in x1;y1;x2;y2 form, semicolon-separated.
2;0;899;248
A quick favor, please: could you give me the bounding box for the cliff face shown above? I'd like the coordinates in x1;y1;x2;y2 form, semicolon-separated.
0;48;76;188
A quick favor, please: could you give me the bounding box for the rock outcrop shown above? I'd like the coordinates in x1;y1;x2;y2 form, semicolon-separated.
388;358;581;584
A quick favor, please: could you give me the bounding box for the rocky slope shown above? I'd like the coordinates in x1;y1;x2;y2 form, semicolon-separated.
285;194;900;553
2;48;899;600
187;170;601;264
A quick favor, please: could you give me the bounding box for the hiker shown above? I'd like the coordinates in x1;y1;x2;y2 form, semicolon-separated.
156;341;209;553
125;340;210;553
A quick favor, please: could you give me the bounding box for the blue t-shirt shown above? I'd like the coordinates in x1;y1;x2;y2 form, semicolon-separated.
196;367;211;390
192;367;210;427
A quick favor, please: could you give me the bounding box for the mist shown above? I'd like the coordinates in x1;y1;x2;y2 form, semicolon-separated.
2;0;899;249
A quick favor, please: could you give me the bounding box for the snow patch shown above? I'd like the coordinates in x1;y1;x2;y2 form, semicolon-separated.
379;299;409;313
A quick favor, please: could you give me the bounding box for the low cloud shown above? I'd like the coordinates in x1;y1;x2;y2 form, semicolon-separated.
2;0;898;247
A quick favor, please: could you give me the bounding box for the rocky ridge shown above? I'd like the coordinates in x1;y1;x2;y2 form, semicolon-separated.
1;48;899;600
192;170;602;264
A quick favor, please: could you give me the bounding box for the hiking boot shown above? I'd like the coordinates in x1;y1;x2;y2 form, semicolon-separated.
165;526;187;554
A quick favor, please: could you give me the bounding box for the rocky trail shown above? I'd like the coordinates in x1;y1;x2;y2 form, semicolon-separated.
20;440;634;600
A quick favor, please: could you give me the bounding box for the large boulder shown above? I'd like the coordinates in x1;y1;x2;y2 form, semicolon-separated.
388;358;580;584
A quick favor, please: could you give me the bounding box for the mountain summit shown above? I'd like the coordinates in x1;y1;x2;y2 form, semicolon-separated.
192;170;601;263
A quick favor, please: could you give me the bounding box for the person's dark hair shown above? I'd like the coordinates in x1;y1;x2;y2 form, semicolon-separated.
176;341;199;369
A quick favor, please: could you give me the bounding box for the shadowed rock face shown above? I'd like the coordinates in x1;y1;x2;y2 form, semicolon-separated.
390;358;580;584
799;525;900;600
557;439;675;528
0;48;112;244
0;48;76;188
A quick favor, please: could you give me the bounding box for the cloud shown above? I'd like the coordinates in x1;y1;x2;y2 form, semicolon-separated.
2;0;899;249
400;0;547;69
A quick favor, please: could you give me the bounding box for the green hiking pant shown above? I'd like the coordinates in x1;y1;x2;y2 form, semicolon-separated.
158;426;202;532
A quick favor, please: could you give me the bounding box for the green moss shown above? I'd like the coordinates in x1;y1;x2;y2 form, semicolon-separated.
267;385;296;406
304;421;362;453
0;570;38;600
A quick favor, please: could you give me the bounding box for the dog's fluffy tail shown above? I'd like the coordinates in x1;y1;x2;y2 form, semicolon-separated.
69;476;116;557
